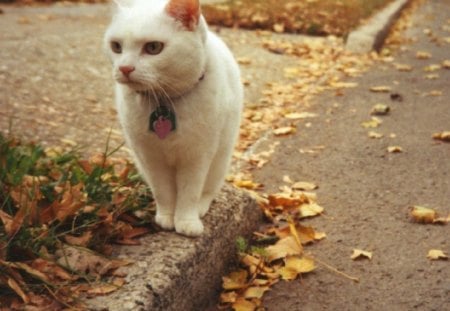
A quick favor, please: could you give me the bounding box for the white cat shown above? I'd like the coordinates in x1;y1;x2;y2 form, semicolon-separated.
104;0;243;236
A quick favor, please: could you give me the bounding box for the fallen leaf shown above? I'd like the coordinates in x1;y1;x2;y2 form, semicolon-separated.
273;126;296;136
387;146;403;153
361;117;382;128
427;249;448;260
265;236;303;262
394;63;413;71
416;51;431;59
7;278;29;303
220;291;238;304
370;86;391;93
410;206;437;223
244;286;270;299
368;131;383;139
285;256;315;273
370;104;390;116
298;203;324;218
351;249;373;260
284;112;318;120
237;57;252;65
442;60;450;69
423;64;441;72
222;270;248;290
232;298;256;311
433;131;450;142
426;90;442;96
291;181;318;191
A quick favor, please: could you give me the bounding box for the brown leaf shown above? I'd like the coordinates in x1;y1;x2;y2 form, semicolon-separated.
370;86;391;93
432;131;450;142
7;277;29;303
64;231;93;247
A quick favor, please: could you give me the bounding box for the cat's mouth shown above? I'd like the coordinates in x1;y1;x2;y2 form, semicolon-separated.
118;78;149;91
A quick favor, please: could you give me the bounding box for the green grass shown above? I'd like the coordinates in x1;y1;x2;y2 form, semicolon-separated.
0;132;154;308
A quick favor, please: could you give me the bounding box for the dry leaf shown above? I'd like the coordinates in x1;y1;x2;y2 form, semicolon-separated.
416;51;431;59
220;291;238;304
273;126;296;136
7;277;29;303
370;86;391;93
427;249;448;260
298;203;324;218
244;286;270;299
387;146;403;153
394;63;413;71
222;270;248;290
442;60;450;69
370;104;390;116
232;298;257;311
361;117;382;128
351;249;373;260
291;181;318;191
410;206;437;223
284;112;318;120
423;64;441;72
368;131;383;139
265;236;303;262
432;131;450;142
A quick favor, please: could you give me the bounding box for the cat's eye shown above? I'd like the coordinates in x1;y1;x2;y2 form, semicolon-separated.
144;41;164;55
110;41;122;54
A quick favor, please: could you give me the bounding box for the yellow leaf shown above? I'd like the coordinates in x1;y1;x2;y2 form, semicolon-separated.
244;286;270;299
273;126;296;136
291;181;318;191
370;104;390;116
442;60;450;69
284;112;318;120
368;131;383;139
394;63;413;71
233;179;263;190
432;131;450;142
265;236;303;262
222;270;248;290
416;51;431;59
351;249;373;260
285;256;316;273
370;86;391;93
220;291;238;304
298;203;324;218
423;64;441;72
361;117;382;128
410;206;437;224
427;249;448;260
232;298;256;311
387;146;403;153
237;57;252;65
277;266;298;280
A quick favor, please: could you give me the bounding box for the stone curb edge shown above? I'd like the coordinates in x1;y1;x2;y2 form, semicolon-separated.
86;186;260;311
346;0;410;53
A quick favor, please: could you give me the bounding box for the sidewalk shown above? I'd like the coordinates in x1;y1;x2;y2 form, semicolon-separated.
254;0;449;309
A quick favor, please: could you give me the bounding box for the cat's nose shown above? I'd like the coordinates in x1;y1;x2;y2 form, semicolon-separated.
119;65;135;77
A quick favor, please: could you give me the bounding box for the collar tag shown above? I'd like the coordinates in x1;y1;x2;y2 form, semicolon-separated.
149;105;176;139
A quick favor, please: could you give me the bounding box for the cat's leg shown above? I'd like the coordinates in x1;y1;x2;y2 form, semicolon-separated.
147;165;177;230
174;158;210;236
198;150;231;217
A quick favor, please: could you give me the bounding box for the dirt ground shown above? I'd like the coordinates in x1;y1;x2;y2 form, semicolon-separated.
0;1;448;310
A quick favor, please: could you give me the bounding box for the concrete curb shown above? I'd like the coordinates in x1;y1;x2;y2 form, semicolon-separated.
86;185;259;311
346;0;410;53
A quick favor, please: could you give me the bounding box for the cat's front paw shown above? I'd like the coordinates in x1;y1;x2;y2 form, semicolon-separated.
155;213;175;230
175;217;204;237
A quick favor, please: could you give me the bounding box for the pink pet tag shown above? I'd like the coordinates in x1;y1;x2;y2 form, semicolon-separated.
149;105;176;139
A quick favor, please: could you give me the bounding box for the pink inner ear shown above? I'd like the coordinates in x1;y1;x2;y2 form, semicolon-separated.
166;0;200;30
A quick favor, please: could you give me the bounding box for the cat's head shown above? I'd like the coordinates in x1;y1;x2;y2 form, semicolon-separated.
104;0;207;96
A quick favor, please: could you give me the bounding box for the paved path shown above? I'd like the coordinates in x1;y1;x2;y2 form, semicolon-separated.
255;0;449;309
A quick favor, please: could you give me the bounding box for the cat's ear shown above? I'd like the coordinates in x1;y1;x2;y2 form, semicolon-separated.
165;0;200;31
